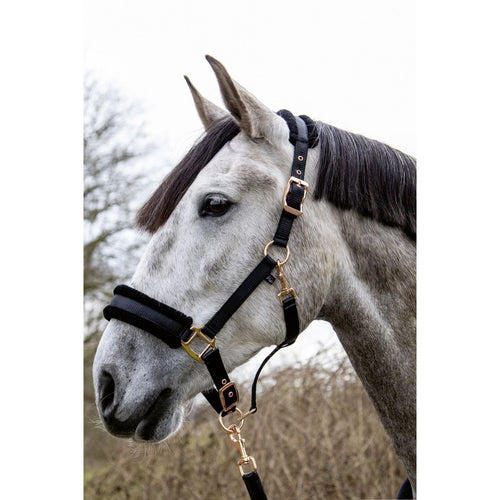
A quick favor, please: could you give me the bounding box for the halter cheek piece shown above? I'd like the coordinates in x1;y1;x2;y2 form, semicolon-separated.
103;111;317;500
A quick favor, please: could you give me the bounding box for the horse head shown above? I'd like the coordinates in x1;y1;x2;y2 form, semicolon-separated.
92;56;337;442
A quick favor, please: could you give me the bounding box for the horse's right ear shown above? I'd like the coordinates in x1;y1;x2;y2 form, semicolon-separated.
184;75;230;131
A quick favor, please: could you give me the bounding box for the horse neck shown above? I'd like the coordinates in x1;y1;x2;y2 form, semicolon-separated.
317;209;416;488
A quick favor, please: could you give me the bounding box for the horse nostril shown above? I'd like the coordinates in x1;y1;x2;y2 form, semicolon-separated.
98;371;116;420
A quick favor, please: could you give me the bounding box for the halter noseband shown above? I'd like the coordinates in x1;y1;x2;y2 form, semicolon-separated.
103;111;316;499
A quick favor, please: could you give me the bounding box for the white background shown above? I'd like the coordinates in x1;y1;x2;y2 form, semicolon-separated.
2;0;499;498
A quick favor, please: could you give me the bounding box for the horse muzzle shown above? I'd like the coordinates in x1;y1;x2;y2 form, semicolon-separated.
96;366;183;441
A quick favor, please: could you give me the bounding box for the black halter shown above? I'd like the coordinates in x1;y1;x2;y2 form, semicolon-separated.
103;111;316;500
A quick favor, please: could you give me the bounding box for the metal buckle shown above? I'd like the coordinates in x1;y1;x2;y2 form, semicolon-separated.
282;176;309;216
181;326;216;363
219;381;239;413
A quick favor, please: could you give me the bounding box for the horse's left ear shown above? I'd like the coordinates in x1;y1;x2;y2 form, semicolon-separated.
206;55;287;143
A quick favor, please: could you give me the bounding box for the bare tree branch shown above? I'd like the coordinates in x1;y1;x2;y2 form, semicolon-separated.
84;74;154;340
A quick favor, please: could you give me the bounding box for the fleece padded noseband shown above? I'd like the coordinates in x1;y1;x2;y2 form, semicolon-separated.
103;285;193;348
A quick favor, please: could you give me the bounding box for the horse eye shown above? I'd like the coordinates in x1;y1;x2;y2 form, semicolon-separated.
200;194;233;217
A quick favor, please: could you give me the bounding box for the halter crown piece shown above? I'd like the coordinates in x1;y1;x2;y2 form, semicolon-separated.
103;111;317;500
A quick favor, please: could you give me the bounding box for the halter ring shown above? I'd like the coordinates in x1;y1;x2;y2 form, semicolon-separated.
218;407;245;433
263;240;290;265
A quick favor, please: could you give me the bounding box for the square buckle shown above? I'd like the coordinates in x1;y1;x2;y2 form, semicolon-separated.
219;381;239;413
282;177;309;216
181;326;216;363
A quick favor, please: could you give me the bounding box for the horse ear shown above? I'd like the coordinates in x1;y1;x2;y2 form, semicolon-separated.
205;55;285;142
184;75;230;130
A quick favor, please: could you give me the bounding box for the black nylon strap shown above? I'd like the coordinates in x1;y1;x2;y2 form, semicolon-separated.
201;387;226;415
290;117;309;180
199;256;277;415
108;284;193;324
272;184;305;247
202;294;300;416
201;348;239;413
203;255;277;339
272;117;309;248
242;471;268;500
277;110;318;148
281;295;300;346
202;117;307;417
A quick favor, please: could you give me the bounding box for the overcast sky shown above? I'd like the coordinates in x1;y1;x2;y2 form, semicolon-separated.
85;0;415;162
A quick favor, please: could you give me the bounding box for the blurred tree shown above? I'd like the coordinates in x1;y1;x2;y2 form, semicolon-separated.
84;74;153;351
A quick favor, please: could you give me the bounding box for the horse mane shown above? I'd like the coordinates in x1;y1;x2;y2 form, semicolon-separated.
137;116;416;240
136;117;240;233
313;121;416;240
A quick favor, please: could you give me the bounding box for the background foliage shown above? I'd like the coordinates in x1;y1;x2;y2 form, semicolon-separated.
84;74;153;348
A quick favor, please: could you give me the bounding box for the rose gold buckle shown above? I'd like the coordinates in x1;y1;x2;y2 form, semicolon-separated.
282;176;309;216
219;381;239;413
181;326;216;363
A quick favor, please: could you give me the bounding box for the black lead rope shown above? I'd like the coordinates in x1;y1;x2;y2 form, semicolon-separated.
242;471;268;500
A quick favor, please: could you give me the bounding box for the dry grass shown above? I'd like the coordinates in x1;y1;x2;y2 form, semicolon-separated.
84;352;404;499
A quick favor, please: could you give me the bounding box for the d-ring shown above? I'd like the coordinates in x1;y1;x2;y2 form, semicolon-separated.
218;407;245;433
263;240;290;265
